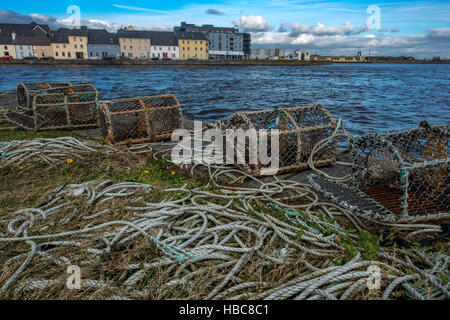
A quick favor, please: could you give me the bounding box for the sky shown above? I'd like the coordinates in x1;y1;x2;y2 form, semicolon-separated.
0;0;449;58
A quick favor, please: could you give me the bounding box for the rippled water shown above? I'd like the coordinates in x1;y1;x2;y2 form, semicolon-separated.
1;63;449;135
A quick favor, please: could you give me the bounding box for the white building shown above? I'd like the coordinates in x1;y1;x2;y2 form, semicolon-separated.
293;49;310;61
149;31;179;59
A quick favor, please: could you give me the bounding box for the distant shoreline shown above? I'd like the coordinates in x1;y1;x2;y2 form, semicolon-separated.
0;59;448;66
0;59;331;66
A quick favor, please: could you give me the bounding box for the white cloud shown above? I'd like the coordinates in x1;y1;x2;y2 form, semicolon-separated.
282;21;368;37
252;28;450;57
232;15;273;32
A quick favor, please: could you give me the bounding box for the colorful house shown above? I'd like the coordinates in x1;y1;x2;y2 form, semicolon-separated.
148;31;179;59
51;27;88;59
0;22;53;58
87;29;120;59
175;31;209;60
117;27;151;59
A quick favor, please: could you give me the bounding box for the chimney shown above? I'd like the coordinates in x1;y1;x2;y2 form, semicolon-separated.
11;32;16;41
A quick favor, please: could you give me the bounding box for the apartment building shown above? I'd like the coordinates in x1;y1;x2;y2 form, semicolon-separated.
148;31;179;59
87;29;120;59
0;22;53;58
117;27;151;59
174;22;250;60
175;31;209;60
51;27;88;59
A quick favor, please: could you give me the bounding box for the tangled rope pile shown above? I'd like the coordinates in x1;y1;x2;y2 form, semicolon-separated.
0;136;117;168
1;176;448;299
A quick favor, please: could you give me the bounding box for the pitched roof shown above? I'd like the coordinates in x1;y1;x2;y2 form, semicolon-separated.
175;31;208;41
0;23;34;36
116;29;153;39
88;29;118;45
146;31;177;46
0;35;13;45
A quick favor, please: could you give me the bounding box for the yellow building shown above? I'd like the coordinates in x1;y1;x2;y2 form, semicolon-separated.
0;42;17;58
51;27;89;59
117;27;151;59
175;31;209;60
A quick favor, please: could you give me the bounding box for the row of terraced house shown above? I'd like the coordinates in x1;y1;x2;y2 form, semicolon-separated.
0;22;251;60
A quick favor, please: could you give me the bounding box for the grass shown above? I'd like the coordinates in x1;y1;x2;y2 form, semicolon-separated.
0;127;87;141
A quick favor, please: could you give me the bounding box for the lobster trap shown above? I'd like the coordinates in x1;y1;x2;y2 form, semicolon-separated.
226;104;337;176
6;84;99;130
98;95;184;146
352;124;449;219
17;82;73;113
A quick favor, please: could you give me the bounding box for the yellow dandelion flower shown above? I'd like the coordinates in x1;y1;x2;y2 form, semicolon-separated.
18;165;25;171
171;171;176;176
144;170;150;174
67;158;73;164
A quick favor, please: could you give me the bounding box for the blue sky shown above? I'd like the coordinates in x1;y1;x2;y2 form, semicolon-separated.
1;1;449;57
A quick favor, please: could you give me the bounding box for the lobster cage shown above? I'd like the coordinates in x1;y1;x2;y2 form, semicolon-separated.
99;95;184;146
6;84;99;130
226;104;337;176
17;81;72;113
352;124;449;219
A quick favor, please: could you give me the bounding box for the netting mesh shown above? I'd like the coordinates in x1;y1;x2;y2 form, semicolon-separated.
352;124;449;218
226;104;337;176
6;84;99;131
16;82;72;113
99;95;184;146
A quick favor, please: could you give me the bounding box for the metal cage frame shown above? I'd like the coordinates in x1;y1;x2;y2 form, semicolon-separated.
226;103;338;176
351;124;449;220
6;84;99;131
98;94;184;146
16;82;73;113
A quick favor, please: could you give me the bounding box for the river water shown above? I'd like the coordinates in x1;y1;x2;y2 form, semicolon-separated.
1;63;449;135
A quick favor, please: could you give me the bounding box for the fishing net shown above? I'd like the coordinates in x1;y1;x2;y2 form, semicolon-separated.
6;84;99;131
352;124;449;220
99;95;184;146
16;82;72;113
226;104;337;176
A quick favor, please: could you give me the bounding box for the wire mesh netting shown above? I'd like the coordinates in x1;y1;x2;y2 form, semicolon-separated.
6;84;99;131
16;82;73;113
352;124;449;219
226;104;337;176
99;95;184;146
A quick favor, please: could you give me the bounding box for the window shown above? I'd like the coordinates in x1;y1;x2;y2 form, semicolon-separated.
195;47;197;51
80;45;83;48
68;52;71;58
130;46;133;49
55;52;59;56
74;45;77;49
62;52;65;56
3;46;7;50
56;45;59;49
90;52;93;57
63;45;66;49
73;37;76;41
79;38;82;41
159;47;162;50
128;53;132;57
20;46;23;50
172;54;175;58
